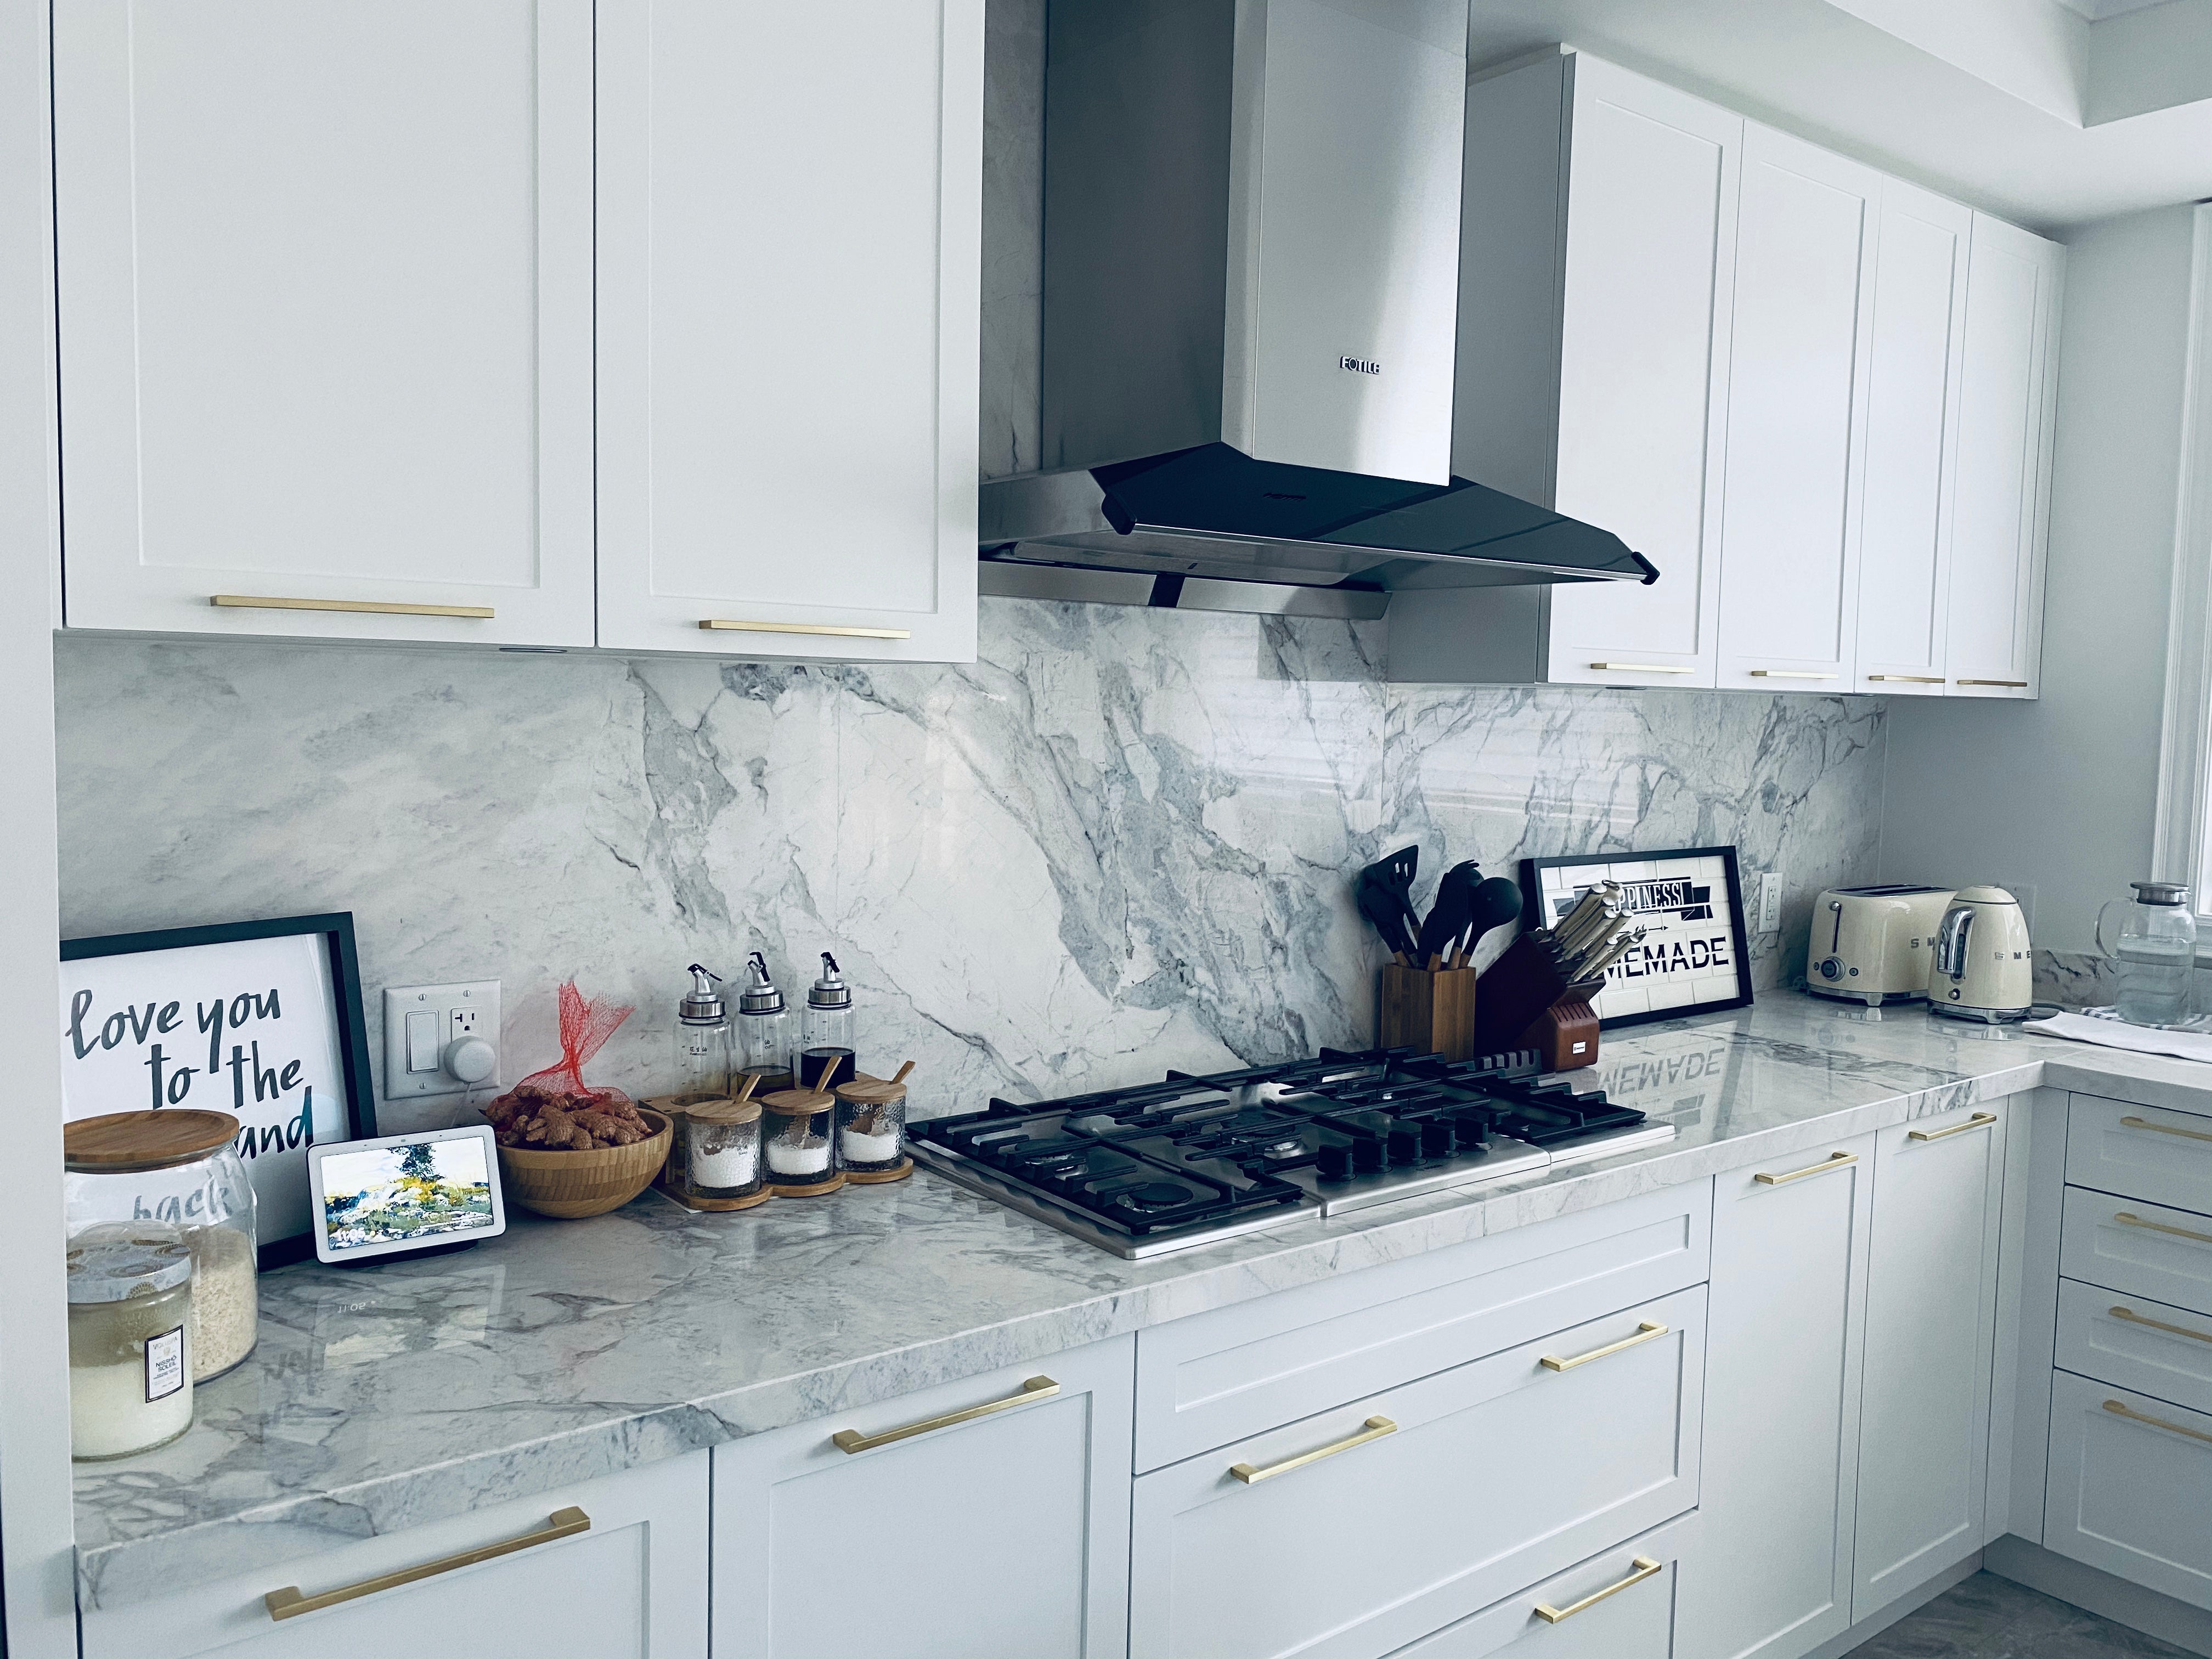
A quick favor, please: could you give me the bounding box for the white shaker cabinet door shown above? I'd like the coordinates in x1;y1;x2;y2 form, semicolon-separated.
709;1335;1133;1659
1714;125;1879;692
1852;1102;2009;1620
1543;57;1740;690
1677;1137;1874;1659
1945;215;2063;699
596;0;982;663
1853;182;1971;696
53;0;595;647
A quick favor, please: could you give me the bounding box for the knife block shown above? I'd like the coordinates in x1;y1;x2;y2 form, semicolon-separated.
1379;963;1479;1061
1521;982;1604;1071
1469;933;1571;1053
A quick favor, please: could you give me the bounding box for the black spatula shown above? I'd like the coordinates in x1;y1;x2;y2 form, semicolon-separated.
1354;845;1421;964
1417;861;1480;968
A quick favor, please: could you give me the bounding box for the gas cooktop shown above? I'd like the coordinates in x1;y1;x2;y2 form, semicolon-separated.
907;1046;1674;1258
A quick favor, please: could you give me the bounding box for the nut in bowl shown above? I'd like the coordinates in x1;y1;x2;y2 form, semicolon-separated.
487;1104;673;1219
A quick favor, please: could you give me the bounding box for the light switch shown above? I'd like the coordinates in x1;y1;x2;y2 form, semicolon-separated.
404;1010;442;1073
382;981;503;1101
1758;874;1782;934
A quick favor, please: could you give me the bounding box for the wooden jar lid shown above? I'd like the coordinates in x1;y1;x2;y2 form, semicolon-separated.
759;1087;833;1115
833;1074;908;1105
65;1109;241;1172
682;1096;762;1126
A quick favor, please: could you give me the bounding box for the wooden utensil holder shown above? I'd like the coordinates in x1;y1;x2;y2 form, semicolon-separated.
1379;963;1479;1060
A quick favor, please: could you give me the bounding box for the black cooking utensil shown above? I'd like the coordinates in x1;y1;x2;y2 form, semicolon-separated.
1455;876;1525;967
1354;845;1421;963
1416;860;1480;968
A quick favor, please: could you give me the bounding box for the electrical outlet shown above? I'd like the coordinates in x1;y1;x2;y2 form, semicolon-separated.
1758;874;1783;934
381;981;501;1100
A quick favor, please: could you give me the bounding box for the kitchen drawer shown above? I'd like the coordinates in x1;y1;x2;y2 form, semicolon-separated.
2061;1186;2212;1317
1128;1285;1706;1659
1385;1511;1698;1659
2042;1370;2212;1611
1135;1183;1710;1470
2055;1277;2212;1416
80;1451;708;1659
2065;1094;2212;1216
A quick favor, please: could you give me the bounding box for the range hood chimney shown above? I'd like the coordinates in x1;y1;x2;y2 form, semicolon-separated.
979;0;1656;617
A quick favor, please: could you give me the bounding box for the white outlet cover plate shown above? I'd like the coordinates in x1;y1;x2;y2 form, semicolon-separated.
382;980;502;1101
1758;874;1783;933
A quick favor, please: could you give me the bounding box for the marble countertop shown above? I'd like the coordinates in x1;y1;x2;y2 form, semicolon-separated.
71;994;2212;1609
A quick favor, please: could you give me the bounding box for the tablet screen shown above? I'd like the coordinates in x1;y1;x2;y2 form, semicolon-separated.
318;1135;499;1255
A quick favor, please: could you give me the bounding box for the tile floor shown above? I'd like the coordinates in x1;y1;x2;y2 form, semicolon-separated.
1845;1572;2197;1658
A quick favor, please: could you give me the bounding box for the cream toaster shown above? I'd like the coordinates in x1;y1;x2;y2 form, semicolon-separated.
1806;884;1957;1005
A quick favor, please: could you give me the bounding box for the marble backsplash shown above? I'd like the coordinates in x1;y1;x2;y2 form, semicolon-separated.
54;611;1884;1130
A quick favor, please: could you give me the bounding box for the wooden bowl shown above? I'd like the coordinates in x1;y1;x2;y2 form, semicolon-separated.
494;1108;673;1220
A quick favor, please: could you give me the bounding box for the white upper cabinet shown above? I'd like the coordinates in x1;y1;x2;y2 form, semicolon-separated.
1946;214;2064;699
1714;126;1880;691
53;0;596;647
595;0;983;663
1853;182;1971;696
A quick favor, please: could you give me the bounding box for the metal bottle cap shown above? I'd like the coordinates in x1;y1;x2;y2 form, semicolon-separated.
2132;881;2192;907
738;951;785;1015
680;963;726;1025
808;952;851;1010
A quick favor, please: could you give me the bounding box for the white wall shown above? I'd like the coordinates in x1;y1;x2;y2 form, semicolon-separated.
1880;202;2198;953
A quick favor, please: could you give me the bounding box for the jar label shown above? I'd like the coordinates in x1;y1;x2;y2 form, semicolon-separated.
145;1325;185;1403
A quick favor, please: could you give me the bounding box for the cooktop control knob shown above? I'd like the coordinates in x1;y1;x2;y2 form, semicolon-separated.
1316;1142;1352;1182
1421;1119;1455;1159
1454;1114;1490;1149
1352;1137;1385;1175
1815;956;1845;981
1387;1127;1421;1166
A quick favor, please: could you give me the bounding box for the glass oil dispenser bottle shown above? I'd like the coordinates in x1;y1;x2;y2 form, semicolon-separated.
736;952;794;1096
802;952;856;1090
674;963;732;1101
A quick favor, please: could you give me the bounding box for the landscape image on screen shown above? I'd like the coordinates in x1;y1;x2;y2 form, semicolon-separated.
321;1138;495;1250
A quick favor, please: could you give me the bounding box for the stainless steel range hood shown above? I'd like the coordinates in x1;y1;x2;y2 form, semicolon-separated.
979;0;1656;616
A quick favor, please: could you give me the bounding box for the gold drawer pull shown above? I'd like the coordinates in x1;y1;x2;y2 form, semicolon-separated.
1866;674;1944;683
1534;1555;1663;1624
1542;1321;1668;1373
212;594;494;620
2111;1305;2212;1345
1754;1150;1859;1186
1954;678;2028;687
1588;662;1693;673
1747;669;1837;679
1908;1111;1998;1143
2114;1211;2212;1245
265;1506;589;1620
699;619;911;640
2102;1399;2212;1444
2121;1114;2212;1144
1229;1415;1396;1484
832;1375;1057;1453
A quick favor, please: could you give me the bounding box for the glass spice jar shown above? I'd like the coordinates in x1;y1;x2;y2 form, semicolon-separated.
64;1110;257;1382
833;1062;915;1183
760;1086;843;1195
67;1226;195;1460
680;1096;768;1206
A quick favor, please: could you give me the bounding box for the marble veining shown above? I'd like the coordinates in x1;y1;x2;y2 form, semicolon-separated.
68;995;2212;1609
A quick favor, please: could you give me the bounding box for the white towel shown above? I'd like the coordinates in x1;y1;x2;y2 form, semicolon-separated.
2022;1009;2212;1065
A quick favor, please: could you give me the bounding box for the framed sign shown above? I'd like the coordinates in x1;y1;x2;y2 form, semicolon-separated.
60;914;377;1267
1520;848;1753;1028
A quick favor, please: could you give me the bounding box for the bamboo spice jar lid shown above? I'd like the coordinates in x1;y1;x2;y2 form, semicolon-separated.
64;1110;241;1172
833;1060;916;1107
759;1086;834;1116
682;1096;763;1126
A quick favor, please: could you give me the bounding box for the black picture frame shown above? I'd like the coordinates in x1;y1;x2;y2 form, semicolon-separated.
60;912;377;1268
1518;847;1754;1029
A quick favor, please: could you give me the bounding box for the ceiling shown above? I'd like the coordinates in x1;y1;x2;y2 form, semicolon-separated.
1466;0;2212;232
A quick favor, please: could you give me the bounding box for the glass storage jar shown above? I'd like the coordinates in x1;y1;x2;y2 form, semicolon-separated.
760;1085;843;1196
677;1095;769;1209
67;1226;195;1459
833;1061;915;1183
64;1110;257;1381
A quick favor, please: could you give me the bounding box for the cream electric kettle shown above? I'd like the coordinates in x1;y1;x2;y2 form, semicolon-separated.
1929;886;2034;1022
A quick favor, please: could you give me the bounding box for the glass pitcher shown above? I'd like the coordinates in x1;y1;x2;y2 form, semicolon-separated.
2096;881;2197;1027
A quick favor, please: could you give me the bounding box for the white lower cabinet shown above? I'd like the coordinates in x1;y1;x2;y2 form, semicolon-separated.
2043;1372;2212;1609
1127;1286;1706;1659
1850;1102;2008;1619
1678;1135;1874;1659
708;1334;1133;1659
80;1452;708;1659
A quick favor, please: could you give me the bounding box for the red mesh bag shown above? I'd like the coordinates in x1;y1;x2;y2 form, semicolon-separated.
481;980;646;1150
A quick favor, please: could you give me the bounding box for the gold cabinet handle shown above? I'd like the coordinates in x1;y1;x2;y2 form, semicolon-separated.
1908;1111;1998;1143
2111;1305;2212;1345
2114;1211;2212;1246
2103;1398;2212;1444
1229;1415;1396;1484
1541;1321;1668;1373
699;619;911;640
1866;674;1945;683
1588;662;1693;673
1753;1150;1859;1186
1533;1555;1663;1623
1747;669;1838;679
265;1506;589;1620
212;594;494;620
831;1375;1057;1454
2121;1114;2212;1144
1954;678;2028;687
